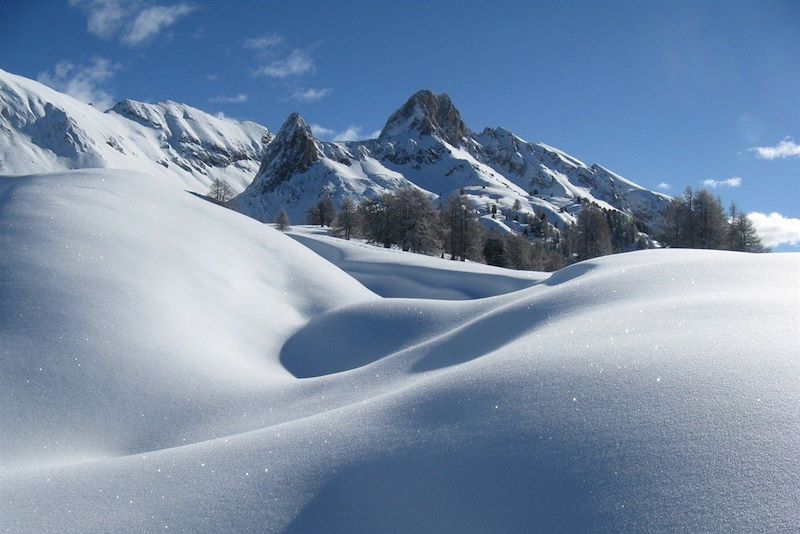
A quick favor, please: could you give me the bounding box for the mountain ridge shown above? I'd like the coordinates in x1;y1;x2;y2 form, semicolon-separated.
236;90;672;233
0;68;272;193
0;69;670;234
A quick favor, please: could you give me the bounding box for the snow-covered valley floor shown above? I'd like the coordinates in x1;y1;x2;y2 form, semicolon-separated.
1;169;798;532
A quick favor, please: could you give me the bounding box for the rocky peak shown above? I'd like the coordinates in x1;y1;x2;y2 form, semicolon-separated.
380;90;470;146
252;112;320;192
275;112;314;143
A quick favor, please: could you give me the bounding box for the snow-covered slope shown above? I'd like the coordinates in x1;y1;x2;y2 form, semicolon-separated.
0;69;271;192
288;225;547;299
2;168;798;532
236;90;672;230
0;169;374;468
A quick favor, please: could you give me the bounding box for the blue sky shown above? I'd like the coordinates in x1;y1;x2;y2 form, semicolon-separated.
2;0;798;248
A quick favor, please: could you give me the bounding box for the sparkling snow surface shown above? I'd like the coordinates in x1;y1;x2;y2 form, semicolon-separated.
1;169;799;532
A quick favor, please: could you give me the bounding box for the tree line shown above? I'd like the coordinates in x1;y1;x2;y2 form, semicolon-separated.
276;185;767;273
658;187;767;252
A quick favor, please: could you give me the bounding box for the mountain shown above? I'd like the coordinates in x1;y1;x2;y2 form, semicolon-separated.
0;68;271;193
236;90;672;232
1;69;669;233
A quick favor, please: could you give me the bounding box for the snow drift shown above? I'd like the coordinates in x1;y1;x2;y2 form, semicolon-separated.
1;169;798;533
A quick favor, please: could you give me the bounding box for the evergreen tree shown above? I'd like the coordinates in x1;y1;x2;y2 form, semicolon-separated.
276;207;290;231
727;203;768;252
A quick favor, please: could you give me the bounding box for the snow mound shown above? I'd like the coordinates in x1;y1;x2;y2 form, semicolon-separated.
1;170;798;532
0;169;373;467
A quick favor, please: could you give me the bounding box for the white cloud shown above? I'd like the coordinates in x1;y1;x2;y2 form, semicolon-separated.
208;93;248;104
69;0;196;46
334;126;363;142
747;212;800;248
657;182;671;191
310;124;374;142
751;137;800;160
122;4;196;45
37;57;119;110
206;73;218;81
309;124;336;138
703;177;742;189
69;0;129;38
244;33;283;51
290;88;331;102
253;50;314;78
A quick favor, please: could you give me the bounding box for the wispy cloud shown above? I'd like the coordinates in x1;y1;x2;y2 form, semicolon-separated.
333;126;363;142
70;0;196;46
747;212;800;248
309;124;335;138
290;88;331;102
122;4;196;44
751;137;800;160
253;50;314;78
37;57;119;110
310;124;377;142
657;182;671;191
206;73;218;81
703;177;742;189
69;0;128;38
243;33;283;51
208;93;248;104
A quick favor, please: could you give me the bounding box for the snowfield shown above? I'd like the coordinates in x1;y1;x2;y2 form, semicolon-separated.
287;225;547;300
1;169;799;532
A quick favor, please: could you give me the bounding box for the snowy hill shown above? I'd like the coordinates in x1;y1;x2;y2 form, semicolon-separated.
2;168;798;532
0;68;271;193
236;90;672;230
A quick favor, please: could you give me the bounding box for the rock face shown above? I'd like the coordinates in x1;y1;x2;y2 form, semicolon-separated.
252;113;321;193
380;90;470;147
0;68;271;193
236;90;672;231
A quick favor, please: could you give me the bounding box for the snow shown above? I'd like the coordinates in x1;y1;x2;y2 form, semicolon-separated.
0;69;270;193
2;167;799;532
288;225;546;299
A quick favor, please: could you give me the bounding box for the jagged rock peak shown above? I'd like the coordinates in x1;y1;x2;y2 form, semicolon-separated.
277;112;314;140
253;112;320;192
380;90;470;146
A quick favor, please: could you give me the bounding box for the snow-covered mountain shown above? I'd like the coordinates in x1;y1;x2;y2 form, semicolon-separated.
0;68;271;193
236;90;672;231
1;69;668;232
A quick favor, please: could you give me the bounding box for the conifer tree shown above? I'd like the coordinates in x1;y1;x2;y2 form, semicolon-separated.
276;208;291;231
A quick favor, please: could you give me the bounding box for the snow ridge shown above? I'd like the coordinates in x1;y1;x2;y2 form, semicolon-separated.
0;69;272;193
